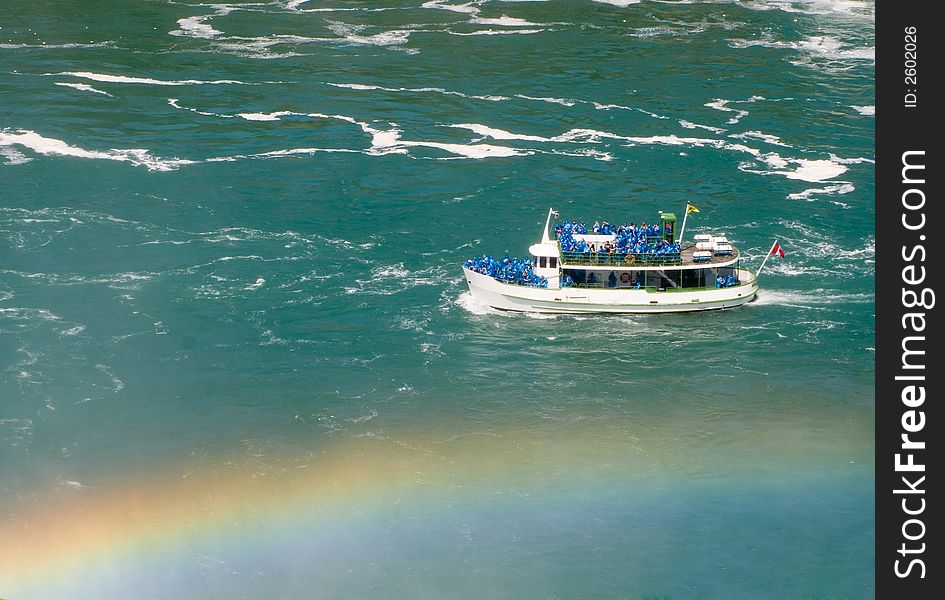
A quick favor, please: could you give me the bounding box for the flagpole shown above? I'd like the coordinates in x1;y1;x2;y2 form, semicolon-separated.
755;239;779;278
678;205;690;244
541;207;556;243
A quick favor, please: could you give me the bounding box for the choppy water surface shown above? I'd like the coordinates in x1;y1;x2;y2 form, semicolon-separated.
2;1;874;598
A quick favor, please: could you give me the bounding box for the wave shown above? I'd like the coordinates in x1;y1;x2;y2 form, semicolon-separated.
704;97;759;125
448;28;543;35
170;4;235;39
593;0;643;6
738;0;874;19
1;146;32;166
850;105;874;116
55;71;258;86
470;15;540;26
325;21;410;46
787;183;855;200
450;123;554;142
729;35;874;67
0;41;115;49
421;1;483;14
55;82;113;97
326;80;665;117
0;129;195;171
679;120;726;134
456;291;502;316
327;82;509;102
172;15;224;39
750;289;873;308
454;122;855;181
346;263;455;296
730;130;789;147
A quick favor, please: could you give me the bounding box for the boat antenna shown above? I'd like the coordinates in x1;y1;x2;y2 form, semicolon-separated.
541;208;558;244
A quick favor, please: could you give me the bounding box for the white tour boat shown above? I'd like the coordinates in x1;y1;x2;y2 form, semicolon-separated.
462;207;765;314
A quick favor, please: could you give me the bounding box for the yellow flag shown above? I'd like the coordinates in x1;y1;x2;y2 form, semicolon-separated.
687;203;699;214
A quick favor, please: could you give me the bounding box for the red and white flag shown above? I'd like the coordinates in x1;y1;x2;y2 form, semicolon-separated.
771;241;785;257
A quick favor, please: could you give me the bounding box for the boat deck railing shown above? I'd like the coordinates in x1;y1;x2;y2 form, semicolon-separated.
564;281;747;291
559;251;683;267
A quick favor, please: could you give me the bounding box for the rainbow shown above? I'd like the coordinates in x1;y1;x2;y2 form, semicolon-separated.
0;425;637;597
1;414;872;598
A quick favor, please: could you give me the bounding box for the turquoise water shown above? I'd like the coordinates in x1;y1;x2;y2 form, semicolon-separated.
2;1;874;598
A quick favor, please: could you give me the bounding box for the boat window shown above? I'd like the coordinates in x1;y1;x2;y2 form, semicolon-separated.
549;257;557;269
540;257;547;268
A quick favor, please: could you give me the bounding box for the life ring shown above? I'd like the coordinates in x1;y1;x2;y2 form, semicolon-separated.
624;254;636;266
619;272;631;284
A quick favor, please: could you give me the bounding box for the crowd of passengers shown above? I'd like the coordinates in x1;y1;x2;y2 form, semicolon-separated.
464;255;549;288
554;220;681;257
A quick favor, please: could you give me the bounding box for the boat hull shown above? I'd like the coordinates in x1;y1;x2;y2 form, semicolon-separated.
463;268;758;314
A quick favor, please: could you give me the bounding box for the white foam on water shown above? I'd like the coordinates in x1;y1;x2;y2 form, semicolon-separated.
450;123;553;142
328;81;665;119
421;1;482;14
739;0;874;18
619;132;854;183
327;82;509;101
515;94;575;106
172;15;223;39
624;134;721;147
325;20;410;46
749;288;872;308
730;130;790;147
0;129;195;171
1;146;32;165
244;277;266;290
788;182;855;200
453;123;629;145
208;34;327;58
54;82;113;96
679;120;726;134
829;153;873;165
741;153;850;182
238;111;296;121
96;363;125;393
407;140;527;158
58;71;255;86
542;148;614;161
470;15;540;26
170;4;237;39
353;120;524;159
783;158;848;181
795;35;873;60
593;0;643;6
456;291;501;315
851;105;874;115
448;28;543;35
168;97;233;118
704;98;750;125
0;41;114;49
729;35;874;63
226;147;361;161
